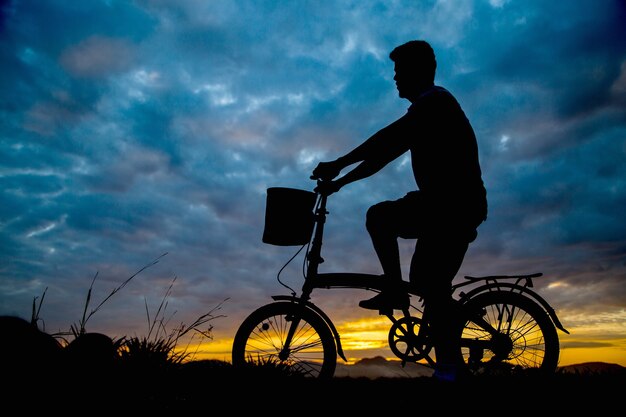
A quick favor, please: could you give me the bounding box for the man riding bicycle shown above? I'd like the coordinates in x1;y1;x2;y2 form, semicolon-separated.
311;40;488;382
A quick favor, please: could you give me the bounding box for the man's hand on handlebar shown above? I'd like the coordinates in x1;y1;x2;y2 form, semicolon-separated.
313;179;341;196
311;161;342;181
311;160;344;195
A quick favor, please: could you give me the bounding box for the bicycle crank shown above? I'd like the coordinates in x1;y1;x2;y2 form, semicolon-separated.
388;316;434;364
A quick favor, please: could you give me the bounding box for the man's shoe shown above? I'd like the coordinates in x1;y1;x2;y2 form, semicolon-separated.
432;364;471;382
358;291;409;312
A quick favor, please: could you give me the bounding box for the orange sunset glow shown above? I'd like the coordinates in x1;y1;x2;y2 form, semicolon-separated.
180;311;626;367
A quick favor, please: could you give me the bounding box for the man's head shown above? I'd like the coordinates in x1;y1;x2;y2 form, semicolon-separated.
389;40;436;100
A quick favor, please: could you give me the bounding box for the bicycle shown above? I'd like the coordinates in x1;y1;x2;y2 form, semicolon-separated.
232;183;570;378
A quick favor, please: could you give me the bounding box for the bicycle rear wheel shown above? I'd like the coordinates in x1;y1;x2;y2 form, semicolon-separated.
460;291;559;375
232;301;337;379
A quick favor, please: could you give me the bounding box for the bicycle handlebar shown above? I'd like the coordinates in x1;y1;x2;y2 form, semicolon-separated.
309;177;337;196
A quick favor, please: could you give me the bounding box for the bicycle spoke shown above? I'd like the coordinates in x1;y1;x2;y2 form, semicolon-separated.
232;302;337;378
459;291;559;374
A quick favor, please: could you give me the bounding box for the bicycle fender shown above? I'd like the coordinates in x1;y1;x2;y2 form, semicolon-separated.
271;295;348;362
458;284;570;334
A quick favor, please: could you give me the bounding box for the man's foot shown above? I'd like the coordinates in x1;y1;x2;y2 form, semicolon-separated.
432;363;471;382
358;291;409;312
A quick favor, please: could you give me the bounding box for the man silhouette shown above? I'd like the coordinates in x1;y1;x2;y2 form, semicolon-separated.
311;40;487;381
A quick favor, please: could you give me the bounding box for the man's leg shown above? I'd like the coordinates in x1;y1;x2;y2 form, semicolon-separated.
410;236;470;379
359;199;411;310
365;200;404;282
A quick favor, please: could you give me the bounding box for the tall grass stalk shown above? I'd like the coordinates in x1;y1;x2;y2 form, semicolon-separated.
70;252;168;336
120;275;228;366
28;252;227;369
31;286;48;330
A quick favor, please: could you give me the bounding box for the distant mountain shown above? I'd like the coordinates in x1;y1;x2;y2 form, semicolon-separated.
334;356;433;378
558;362;626;375
334;356;626;379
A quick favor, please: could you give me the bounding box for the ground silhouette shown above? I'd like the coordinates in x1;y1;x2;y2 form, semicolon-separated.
1;314;623;412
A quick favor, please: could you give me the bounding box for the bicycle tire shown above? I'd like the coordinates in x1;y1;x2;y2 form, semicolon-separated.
460;291;559;375
231;301;337;379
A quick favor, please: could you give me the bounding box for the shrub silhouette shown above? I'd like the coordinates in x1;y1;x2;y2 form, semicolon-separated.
0;315;62;376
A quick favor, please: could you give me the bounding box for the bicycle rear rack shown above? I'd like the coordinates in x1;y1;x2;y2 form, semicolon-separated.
458;273;569;334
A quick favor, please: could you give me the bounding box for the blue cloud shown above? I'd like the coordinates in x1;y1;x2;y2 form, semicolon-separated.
1;0;625;359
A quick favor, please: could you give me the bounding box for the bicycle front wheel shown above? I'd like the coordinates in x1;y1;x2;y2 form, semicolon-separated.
232;301;337;379
460;291;559;375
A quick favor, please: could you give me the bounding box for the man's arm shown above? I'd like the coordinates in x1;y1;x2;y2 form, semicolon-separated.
333;154;390;188
311;134;382;181
313;117;411;194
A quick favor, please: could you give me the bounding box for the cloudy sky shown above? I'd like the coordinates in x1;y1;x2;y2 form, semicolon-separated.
1;0;625;367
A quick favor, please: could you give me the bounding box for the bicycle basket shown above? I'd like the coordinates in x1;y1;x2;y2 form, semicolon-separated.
262;187;317;246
